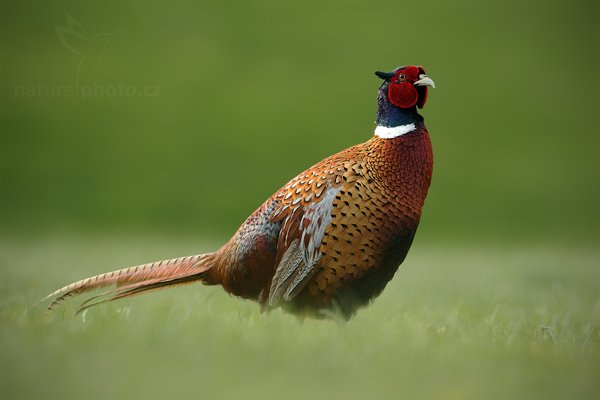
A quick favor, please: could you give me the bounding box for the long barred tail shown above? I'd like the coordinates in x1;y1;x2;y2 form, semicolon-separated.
38;252;217;313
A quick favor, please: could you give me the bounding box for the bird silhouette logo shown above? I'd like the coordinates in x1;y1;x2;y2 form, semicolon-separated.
55;14;126;88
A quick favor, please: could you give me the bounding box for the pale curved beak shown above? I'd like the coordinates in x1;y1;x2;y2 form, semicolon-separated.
414;74;435;88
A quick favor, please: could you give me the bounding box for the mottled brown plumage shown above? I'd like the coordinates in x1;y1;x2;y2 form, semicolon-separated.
40;65;435;319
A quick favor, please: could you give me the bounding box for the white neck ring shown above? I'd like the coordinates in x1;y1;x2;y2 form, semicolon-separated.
374;123;416;139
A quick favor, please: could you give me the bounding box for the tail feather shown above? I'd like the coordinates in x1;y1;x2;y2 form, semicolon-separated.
75;275;201;313
38;252;216;311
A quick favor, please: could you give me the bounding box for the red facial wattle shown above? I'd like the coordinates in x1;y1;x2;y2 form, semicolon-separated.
388;82;418;109
387;66;429;109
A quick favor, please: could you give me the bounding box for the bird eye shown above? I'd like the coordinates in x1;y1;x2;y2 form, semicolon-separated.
397;74;406;82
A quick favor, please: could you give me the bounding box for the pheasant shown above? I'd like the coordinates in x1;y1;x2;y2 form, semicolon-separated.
40;65;436;319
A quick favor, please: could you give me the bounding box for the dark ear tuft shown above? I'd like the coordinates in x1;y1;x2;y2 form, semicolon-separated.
375;71;395;80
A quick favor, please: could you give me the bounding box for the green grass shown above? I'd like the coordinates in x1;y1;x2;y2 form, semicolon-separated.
1;234;598;400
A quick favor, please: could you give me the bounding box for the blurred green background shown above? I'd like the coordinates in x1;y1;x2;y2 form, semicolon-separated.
1;0;599;399
1;0;597;241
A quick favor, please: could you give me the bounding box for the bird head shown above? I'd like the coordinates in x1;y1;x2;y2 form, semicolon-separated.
375;66;435;109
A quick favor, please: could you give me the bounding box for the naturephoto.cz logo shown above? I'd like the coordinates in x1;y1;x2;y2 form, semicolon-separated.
14;14;161;100
15;81;161;99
